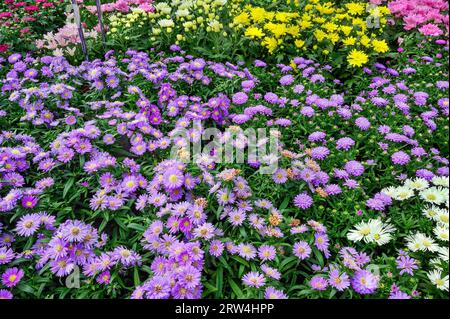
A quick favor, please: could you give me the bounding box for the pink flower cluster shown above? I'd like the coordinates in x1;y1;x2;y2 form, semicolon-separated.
85;0;154;14
387;0;449;36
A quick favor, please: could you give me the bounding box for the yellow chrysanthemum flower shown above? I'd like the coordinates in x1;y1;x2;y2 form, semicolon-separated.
346;2;365;15
347;49;368;67
245;27;265;38
372;39;389;53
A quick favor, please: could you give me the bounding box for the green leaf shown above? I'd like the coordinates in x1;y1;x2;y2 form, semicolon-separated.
228;278;244;298
63;177;75;199
133;267;140;286
18;283;35;295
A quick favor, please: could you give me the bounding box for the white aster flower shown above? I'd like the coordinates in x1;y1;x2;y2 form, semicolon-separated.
433;225;449;241
406;232;439;252
347;220;371;242
368;219;395;245
422;205;441;220
381;186;398;198
434;209;449;226
420;187;448;205
391;186;415;201
427;269;449;291
432;176;449;188
437;246;449;262
347;219;395;245
404;178;429;191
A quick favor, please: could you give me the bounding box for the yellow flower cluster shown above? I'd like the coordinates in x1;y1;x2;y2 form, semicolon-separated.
108;0;228;45
230;0;390;66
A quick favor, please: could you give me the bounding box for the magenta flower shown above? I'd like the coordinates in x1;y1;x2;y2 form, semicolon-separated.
1;267;24;288
21;195;38;209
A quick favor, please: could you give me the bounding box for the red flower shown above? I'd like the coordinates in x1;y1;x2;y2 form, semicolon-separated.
0;12;13;18
0;44;9;53
25;5;40;12
20;27;30;34
42;3;54;7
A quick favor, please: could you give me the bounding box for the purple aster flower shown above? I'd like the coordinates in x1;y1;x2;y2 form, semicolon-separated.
209;240;224;257
396;255;418;276
324;184;342;195
391;151;410;165
366;198;386;211
293;192;313;210
344;160;365;177
163;168;184;190
1;267;24;288
351;270;379;295
232;92;248;105
97;271;111;285
355;117;371;130
258;245;276;261
264;92;279;104
310;276;328;291
310;146;330;160
15;213;41;236
279;74;294;86
238;243;257;260
0;289;13;299
21;195;38;209
0;247;14;265
242;271;266;288
145;276;170;299
261;264;281;280
272;168;288;184
389;291;411;299
264;286;287;299
336;137;355;151
328;269;350;291
293;241;311;260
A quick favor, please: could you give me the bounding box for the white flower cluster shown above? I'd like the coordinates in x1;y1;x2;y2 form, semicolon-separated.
382;176;449;291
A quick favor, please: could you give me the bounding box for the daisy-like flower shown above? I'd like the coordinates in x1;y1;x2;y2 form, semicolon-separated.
405;233;439;252
422;206;443;220
261;264;281;280
0;247;14;265
0;289;13;299
434;209;449;226
420;187;448;205
351;269;378;295
328;269;350;291
293;241;311;260
264;286;287;299
228;209;246;226
347;219;395;245
427;269;449;291
258;245;276;261
404;178;429;191
1;267;24;288
238;243;257;260
193;223;215;240
15;213;41;236
21;195;38;209
310;276;328;291
433;225;449;241
162;167;184;190
390;186;415;201
432;176;449;188
209;240;224;257
62;220;88;242
242;271;266;288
